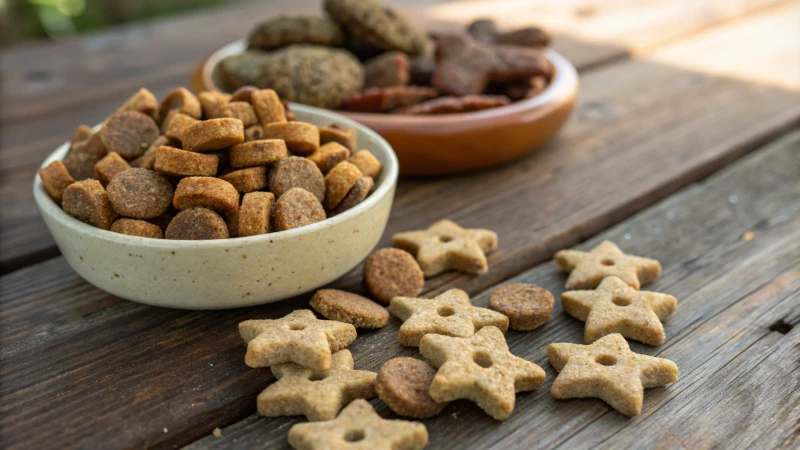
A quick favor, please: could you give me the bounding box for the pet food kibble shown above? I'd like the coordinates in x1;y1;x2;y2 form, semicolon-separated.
222;101;258;127
85;130;109;156
262;121;319;156
117;88;158;120
376;357;447;419
130;136;170;169
106;168;173;219
38;160;75;203
154;146;219;177
318;124;356;152
329;176;373;216
238;192;274;237
173;176;240;219
308;142;350;174
110;218;163;239
310;289;389;329
348;150;382;179
62;179;118;230
273;188;326;231
323;161;362;209
63;141;103;181
363;248;424;304
244;125;264;142
94;152;131;186
220;166;268;193
251;89;287;125
269;156;325;202
488;284;554;331
159;87;202;120
162;112;201;141
100;111;160;160
229;139;288;168
198;91;232;119
71;124;94;145
165;207;229;240
181;118;245;152
231;85;258;103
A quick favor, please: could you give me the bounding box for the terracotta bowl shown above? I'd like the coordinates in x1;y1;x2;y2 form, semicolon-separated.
192;40;578;176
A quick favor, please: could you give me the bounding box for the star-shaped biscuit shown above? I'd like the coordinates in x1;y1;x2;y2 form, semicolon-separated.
258;350;377;421
239;310;357;370
419;326;545;420
393;219;498;277
390;289;509;347
548;333;678;416
288;399;428;450
554;240;662;290
562;276;677;345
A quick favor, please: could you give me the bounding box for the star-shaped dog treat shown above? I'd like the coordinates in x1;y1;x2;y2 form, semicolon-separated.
548;333;678;416
239;310;357;370
419;326;545;420
258;350;377;421
288;399;428;450
562;276;677;345
390;289;508;347
393;219;498;277
554;240;662;290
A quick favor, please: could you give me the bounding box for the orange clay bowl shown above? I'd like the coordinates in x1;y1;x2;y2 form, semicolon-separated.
192;40;578;176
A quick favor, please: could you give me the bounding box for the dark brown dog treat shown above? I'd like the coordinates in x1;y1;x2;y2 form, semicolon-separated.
467;18;551;48
261;121;319;155
339;86;438;113
310;289;389;329
364;51;410;88
399;95;511;115
220;166;268;193
100;111;160;160
229;139;288;168
159;87;202;121
94;152;131;186
71;124;94;145
231;85;259;103
38;160;75;203
117;88;159;120
408;55;436;86
110;218;163;239
272;187;326;231
248;14;346;49
130;136;172;169
62;179;118;230
323;161;362;210
85;130;109;156
165;207;229;240
308;142;350;174
251;89;286;125
222;101;258;127
319;123;357;152
63;141;103;181
348;150;382;179
218;51;272;91
505;76;548;101
324;0;428;55
238;191;275;237
488;283;554;331
198;91;232;119
329;176;373;216
269;156;326;202
363;248;424;304
173;176;240;219
154;146;219;177
375;357;446;418
162;111;201;141
244;125;265;142
181;118;244;152
106;168;173;219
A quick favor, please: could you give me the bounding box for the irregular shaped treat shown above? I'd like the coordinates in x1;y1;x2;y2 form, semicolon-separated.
159;87;202;120
173;176;239;219
308;142;350;174
339;86;438;113
273;187;326;231
94;152;131;186
181;118;244;152
71;124;94;145
376;357;447;419
262;122;318;155
399;95;511;115
62;179;118;230
269;156;325;202
218;51;273;91
38;160;75;203
63;140;104;181
363;248;424;304
106;168;173;219
488;283;554;331
229;139;288;168
554;240;662;290
324;0;428;55
329;176;373;216
347;150;381;178
116;88;159;120
154;146;219;177
110;218;163;239
162;111;200;141
198;91;232;119
467;18;551;48
221;101;258;127
100;111;159;160
310;289;389;329
318;123;356;152
130;136;173;170
165;207;229;240
323;161;362;209
364;51;409;88
244;125;264;142
251;89;286;125
220;166;268;193
248;14;346;49
238;192;274;237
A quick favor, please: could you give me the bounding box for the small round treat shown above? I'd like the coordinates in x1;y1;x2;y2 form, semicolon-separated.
198;91;232;119
375;357;447;418
219;167;268;193
173;177;239;218
117;88;158;120
329;176;373;216
181;118;244;152
162;112;200;141
251;89;286;125
154;146;219;177
238;192;275;237
323;161;362;210
310;289;389;329
165;207;229;240
363;248;424;304
110;218;163;239
248;14;346;49
269;156;325;202
100;111;160;160
159;87;202;121
318;124;356;152
261;122;319;156
222;101;258;127
308;142;350;174
348;150;382;178
38;160;75;203
62;179;118;230
218;51;272;91
272;188;326;231
488;283;554;331
229;139;288;168
94;152;130;186
231;85;259;103
106;168;173;220
324;0;428;55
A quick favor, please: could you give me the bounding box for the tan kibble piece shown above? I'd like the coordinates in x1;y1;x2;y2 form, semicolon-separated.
554;240;662;290
220;166;268;193
310;289;389;329
100;111;160;160
262;122;319;156
106;168;173;219
393;219;498;277
62;179;118;230
159;87;202;120
165;207;229;240
288;399;428;450
258;350;376;421
548;333;679;416
173;176;239;218
329;176;373;216
273;188;326;232
94;152;131;186
323;161;362;210
244;125;265;142
71;124;94;145
251;89;287;125
154;146;219;177
363;248;424;304
318;124;356;152
198;91;232;119
182;118;244;152
164;112;201;141
229;139;288;168
38;160;75;203
117;88;158;120
239;309;357;370
308;142;350;174
348;150;382;179
420;326;545;421
231;85;258;103
222;101;258;127
488;284;554;331
376;357;447;419
269;156;325;202
562;276;677;346
110;218;163;238
390;288;508;347
238;192;274;237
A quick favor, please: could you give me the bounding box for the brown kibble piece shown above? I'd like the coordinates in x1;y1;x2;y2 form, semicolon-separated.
376;357;447;419
63;140;105;181
319;124;356;152
100;111;160;160
181;118;244;152
269;156;325;202
173;176;239;219
38;160;75;203
163;112;201;142
488;283;554;331
106;168;173;219
117;88;159;120
130;136;171;170
231;85;258;103
273;188;326;231
159;87;202;120
71;124;94;145
329;176;373;216
251;89;287;125
323;161;362;210
244;125;264;142
348;150;382;178
94;152;131;186
364;248;424;304
229;139;288;168
308;142;350;174
238;192;274;237
220;166;268;193
154;146;218;177
261;121;318;156
165;207;229;240
310;289;389;329
222;101;258;127
62;179;118;230
198;91;232;119
110;218;163;238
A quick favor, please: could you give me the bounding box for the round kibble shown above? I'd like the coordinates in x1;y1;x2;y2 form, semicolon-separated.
269;156;325;202
238;192;275;237
153;146;219;177
375;357;447;419
261;121;318;155
165;207;229;240
272;187;326;231
488;283;554;331
308;142;350;174
181;118;244;152
219;167;268;193
363;248;424;304
310;289;389;329
348;150;382;178
173;177;240;219
106;168;173;220
62;179;118;230
222;101;258;126
329;176;373;216
38;160;75;204
229;139;288;168
100;111;160;160
110;218;163;238
159;87;202;121
323;161;362;209
94;152;131;186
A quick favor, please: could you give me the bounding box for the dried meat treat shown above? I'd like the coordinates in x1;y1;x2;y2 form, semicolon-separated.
269;156;325;202
488;284;554;331
181;118;244;152
467;18;551;48
318;123;356;152
231;85;259;103
408;55;436;86
244;125;265;142
198;91;232;119
364;51;410;88
248;14;346;50
251;89;287;125
399;95;511;115
106;168;173;219
63;140;104;181
62;179;118;230
238;191;274;237
324;0;428;55
165;207;229;240
38;160;75;203
376;357;447;419
222;101;258;127
154;146;219;177
130;136;172;170
100;111;159;160
339;86;438;113
554;240;662;290
273;188;326;231
363;248;424;304
71;124;94;145
220;166;268;193
163;112;201;141
347;150;381;178
110;218;163;239
159;87;202;121
322;161;362;209
218;51;272;91
94;151;131;186
329;176;373;216
173;176;240;219
116;88;159;120
308;142;350;174
229;139;288;168
505;76;548;100
310;289;389;329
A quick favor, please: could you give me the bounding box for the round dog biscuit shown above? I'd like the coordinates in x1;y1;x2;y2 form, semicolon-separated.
62;179;118;230
106;168;173;220
165;207;229;240
310;289;389;329
269;156;325;202
488;283;554;331
229;139;288;168
329;176;373;216
376;357;447;419
323;161;362;210
173;176;239;219
219;166;268;193
100;111;160;160
154;146;219;177
238;192;274;237
272;188;326;231
159;87;202;120
348;150;382;178
261;121;319;155
110;218;163;239
181;118;244;152
363;248;424;304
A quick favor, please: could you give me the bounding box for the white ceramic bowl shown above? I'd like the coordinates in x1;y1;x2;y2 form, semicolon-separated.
34;104;399;310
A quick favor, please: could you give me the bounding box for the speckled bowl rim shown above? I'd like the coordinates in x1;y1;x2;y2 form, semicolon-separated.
33;104;399;249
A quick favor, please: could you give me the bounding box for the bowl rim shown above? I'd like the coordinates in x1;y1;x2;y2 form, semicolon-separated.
33;103;400;249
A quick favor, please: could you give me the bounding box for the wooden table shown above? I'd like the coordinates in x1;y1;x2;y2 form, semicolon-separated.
1;1;798;448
